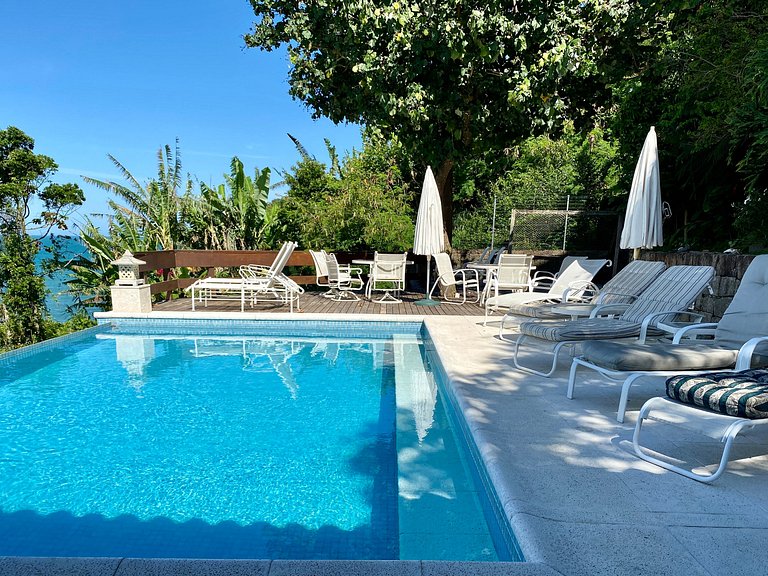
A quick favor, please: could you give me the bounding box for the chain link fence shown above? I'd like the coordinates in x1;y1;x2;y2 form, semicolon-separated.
502;198;619;253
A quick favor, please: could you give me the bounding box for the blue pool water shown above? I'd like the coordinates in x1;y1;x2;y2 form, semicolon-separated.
0;321;519;561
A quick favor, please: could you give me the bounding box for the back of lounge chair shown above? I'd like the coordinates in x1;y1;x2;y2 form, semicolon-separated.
513;265;715;378
531;255;588;291
483;258;610;324
508;259;667;319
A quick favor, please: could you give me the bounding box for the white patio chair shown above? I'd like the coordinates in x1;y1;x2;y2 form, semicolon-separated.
308;249;334;298
428;252;480;305
483;254;534;304
366;252;407;303
325;252;364;301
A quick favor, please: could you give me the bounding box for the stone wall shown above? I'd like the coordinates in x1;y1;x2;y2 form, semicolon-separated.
638;251;755;321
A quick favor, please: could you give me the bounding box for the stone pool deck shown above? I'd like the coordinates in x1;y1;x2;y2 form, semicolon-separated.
9;311;768;576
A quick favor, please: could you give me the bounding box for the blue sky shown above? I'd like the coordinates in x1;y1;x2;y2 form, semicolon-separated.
1;1;362;227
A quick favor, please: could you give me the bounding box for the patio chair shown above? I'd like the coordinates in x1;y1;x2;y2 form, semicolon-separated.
530;256;588;292
308;249;333;298
469;245;493;266
325;252;364;301
428;252;480;305
484;258;610;325
502;259;666;321
569;254;768;422
483;254;534;304
366;252;407;303
512;264;715;380
633;369;768;482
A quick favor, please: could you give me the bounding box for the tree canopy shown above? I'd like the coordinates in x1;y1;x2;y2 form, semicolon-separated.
245;0;671;236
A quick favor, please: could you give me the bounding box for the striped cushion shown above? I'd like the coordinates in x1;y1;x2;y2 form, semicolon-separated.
666;370;768;419
597;260;666;305
506;301;564;318
620;266;714;324
519;319;644;342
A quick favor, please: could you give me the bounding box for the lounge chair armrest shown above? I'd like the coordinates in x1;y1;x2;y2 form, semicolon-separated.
670;322;717;343
589;302;631;318
532;270;557;281
638;309;693;343
735;336;768;370
531;276;556;292
561;281;599;303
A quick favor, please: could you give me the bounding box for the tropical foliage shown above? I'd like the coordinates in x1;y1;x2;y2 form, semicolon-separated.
272;134;414;251
0;126;84;347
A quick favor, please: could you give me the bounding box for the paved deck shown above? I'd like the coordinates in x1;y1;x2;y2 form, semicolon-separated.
16;309;768;576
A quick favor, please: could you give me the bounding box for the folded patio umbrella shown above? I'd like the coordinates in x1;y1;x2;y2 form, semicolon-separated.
413;166;445;305
620;126;662;259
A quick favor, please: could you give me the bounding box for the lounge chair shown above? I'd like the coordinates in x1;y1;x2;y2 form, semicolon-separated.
512;265;715;379
502;259;666;321
325;252;364;301
569;254;768;422
484;258;610;325
633;368;768;482
530;255;588;292
429;252;480;305
366;252;407;303
188;241;301;312
482;254;534;304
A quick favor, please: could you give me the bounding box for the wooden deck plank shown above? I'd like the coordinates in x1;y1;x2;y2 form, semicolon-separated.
153;291;484;316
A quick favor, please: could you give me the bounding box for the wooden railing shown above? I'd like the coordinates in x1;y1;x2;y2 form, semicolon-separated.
133;249;373;296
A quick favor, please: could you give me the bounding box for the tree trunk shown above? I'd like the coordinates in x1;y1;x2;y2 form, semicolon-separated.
434;159;454;251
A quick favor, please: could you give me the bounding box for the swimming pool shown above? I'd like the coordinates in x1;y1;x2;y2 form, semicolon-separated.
0;319;520;561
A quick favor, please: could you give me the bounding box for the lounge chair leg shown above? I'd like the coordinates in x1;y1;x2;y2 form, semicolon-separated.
632;398;752;483
513;337;565;377
617;373;646;423
567;357;582;399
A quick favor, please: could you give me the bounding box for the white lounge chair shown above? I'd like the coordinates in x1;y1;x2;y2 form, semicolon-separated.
484;259;609;325
367;252;407;303
325;252;364;301
512;264;715;380
429;252;480;305
569;254;768;422
633;369;768;482
188;241;302;312
530;255;588;292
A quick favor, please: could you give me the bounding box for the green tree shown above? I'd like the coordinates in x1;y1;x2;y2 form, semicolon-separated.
611;0;768;250
245;0;670;239
0;126;84;347
274;134;414;251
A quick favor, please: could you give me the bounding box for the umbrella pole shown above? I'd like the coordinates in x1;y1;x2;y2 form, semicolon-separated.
633;248;640;260
414;254;440;306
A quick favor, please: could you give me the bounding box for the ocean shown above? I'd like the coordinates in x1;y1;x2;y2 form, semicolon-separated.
36;235;88;322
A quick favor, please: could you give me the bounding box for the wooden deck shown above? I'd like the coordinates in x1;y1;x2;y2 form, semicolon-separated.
153;290;485;316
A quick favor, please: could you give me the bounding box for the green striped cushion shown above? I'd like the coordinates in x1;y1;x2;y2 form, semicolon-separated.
519;319;644;342
666;369;768;419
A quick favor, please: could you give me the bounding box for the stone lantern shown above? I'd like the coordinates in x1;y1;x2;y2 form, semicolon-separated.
111;251;146;286
110;250;152;313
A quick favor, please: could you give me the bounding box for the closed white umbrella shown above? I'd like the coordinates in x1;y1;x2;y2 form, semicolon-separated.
413;166;444;305
620;126;663;259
